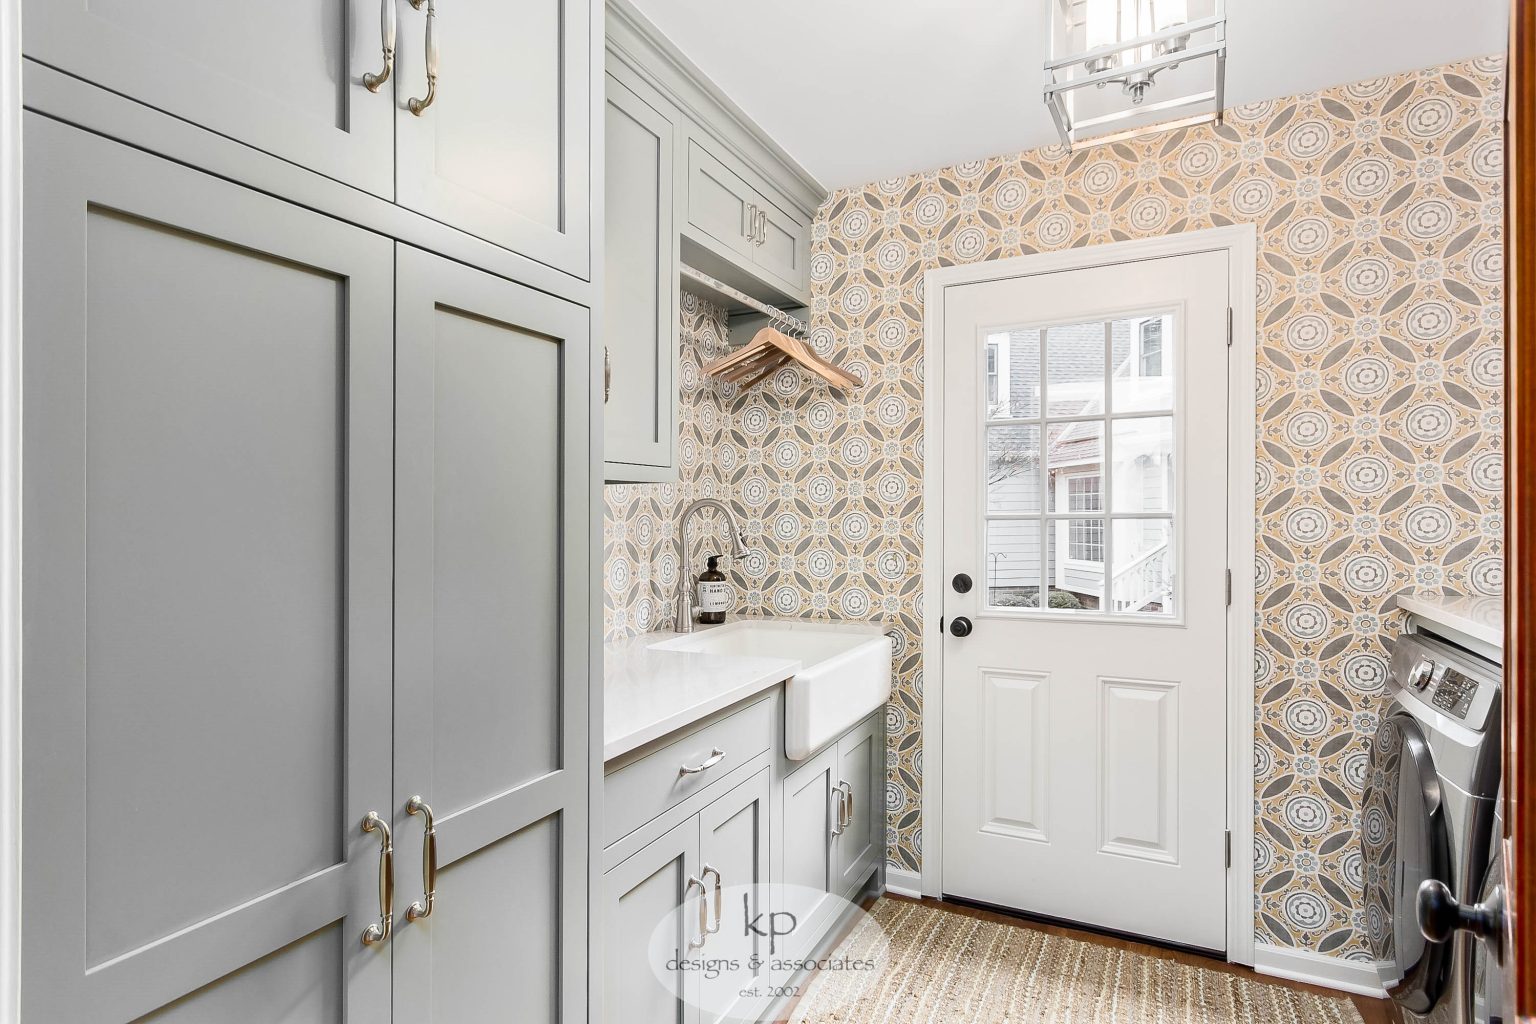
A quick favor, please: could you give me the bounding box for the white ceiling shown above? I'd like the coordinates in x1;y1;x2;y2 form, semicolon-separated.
627;0;1510;190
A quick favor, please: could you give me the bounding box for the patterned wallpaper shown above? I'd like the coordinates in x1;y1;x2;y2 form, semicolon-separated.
604;56;1506;959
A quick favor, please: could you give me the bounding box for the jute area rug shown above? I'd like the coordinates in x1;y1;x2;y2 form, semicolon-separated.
787;899;1365;1024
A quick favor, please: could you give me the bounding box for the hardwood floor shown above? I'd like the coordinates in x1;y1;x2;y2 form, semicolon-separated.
775;893;1393;1024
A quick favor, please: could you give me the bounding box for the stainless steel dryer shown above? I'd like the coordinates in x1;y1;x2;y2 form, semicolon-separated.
1362;631;1501;1024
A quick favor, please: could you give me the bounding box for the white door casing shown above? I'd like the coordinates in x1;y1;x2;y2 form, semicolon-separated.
921;227;1257;965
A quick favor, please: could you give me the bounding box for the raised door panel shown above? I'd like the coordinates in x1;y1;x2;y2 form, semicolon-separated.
698;770;771;1024
604;819;701;1024
834;717;880;895
753;198;808;296
395;0;591;278
603;72;677;479
22;0;394;197
21;115;393;1023
685;140;756;262
779;747;837;961
391;244;592;1024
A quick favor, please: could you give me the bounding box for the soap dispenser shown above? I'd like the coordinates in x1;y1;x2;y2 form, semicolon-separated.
695;555;730;625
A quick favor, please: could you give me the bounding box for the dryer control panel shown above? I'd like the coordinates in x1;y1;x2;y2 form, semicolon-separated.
1391;634;1499;732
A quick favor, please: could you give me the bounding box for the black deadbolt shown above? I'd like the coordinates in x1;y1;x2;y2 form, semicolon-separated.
949;616;973;638
952;573;973;594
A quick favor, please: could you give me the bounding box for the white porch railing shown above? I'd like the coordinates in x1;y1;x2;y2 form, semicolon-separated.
1110;541;1171;613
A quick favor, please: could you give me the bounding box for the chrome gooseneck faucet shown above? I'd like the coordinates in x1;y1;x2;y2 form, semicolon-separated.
674;498;749;633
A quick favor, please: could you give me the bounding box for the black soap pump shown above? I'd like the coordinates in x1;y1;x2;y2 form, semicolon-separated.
696;554;730;625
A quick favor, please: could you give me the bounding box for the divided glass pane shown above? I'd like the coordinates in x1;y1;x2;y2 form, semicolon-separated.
984;330;1041;420
1045;323;1106;417
1047;517;1106;612
1045;421;1104;513
986;519;1042;609
986;426;1041;514
1111;518;1176;616
1111;313;1175;413
1110;417;1174;514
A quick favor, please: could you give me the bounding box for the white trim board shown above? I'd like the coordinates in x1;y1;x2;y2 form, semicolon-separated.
884;867;922;899
1253;945;1386;999
918;225;1260;969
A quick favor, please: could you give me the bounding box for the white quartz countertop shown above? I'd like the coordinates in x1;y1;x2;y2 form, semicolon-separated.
603;618;892;763
1399;593;1504;652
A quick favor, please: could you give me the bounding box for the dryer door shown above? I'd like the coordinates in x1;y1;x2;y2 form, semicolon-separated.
1363;710;1453;1013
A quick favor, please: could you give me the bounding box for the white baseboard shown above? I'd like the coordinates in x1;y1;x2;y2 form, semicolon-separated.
884;866;922;898
1252;944;1385;998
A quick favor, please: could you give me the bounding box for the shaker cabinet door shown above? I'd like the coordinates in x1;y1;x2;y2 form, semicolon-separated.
390;244;593;1024
395;0;592;278
779;746;840;961
603;72;678;480
605;820;703;1024
834;716;882;896
697;770;773;1024
21;115;395;1024
22;0;396;197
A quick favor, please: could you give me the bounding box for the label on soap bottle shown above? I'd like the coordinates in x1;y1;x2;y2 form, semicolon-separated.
697;580;731;613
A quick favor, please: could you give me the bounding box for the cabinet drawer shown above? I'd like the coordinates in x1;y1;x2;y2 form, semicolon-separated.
605;697;774;846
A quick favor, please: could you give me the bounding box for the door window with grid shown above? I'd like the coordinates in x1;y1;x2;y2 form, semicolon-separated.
983;313;1177;615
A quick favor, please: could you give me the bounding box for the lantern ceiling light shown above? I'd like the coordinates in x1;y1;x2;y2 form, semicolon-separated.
1043;0;1227;150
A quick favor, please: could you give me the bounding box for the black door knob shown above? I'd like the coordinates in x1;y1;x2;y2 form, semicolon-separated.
952;573;973;594
949;616;973;638
1418;879;1504;948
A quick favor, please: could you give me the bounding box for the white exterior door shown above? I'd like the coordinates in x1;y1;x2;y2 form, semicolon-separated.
939;250;1231;952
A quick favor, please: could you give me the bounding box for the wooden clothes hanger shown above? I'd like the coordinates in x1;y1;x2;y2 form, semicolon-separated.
703;326;861;392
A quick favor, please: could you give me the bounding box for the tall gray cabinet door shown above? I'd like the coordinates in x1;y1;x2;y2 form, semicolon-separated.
604;819;702;1024
779;746;839;960
391;244;593;1024
603;72;678;479
21;114;394;1023
697;770;772;1024
395;0;592;278
22;0;395;197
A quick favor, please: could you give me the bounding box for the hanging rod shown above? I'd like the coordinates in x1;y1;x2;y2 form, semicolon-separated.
679;263;808;338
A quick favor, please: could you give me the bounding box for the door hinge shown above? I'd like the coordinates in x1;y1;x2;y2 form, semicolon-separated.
1225;829;1232;868
1226;308;1234;348
1225;569;1232;607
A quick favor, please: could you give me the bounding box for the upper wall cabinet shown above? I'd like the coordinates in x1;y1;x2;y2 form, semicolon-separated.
395;0;593;279
23;0;397;198
25;0;594;279
604;70;679;482
684;137;808;300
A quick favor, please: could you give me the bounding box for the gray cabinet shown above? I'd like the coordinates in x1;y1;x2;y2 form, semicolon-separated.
21;114;395;1023
22;0;396;197
391;246;592;1023
698;770;772;1024
605;819;700;1024
834;717;882;894
395;0;592;278
684;138;809;298
779;745;840;960
20;118;594;1024
604;71;679;482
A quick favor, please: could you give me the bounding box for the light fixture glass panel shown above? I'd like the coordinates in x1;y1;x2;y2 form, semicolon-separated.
1153;0;1188;30
1084;0;1122;50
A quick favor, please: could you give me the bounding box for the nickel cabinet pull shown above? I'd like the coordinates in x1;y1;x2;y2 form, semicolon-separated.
361;812;394;946
839;781;854;827
700;864;722;935
831;786;845;836
755;209;767;246
679;747;724;776
405;796;437;922
407;0;439;115
685;875;708;950
604;347;612;404
743;203;757;242
362;0;397;92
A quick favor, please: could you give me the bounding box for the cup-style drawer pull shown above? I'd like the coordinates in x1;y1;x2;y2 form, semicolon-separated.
679;748;725;776
361;812;394;946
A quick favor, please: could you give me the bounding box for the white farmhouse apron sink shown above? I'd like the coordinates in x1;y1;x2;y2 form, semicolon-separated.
650;620;893;760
